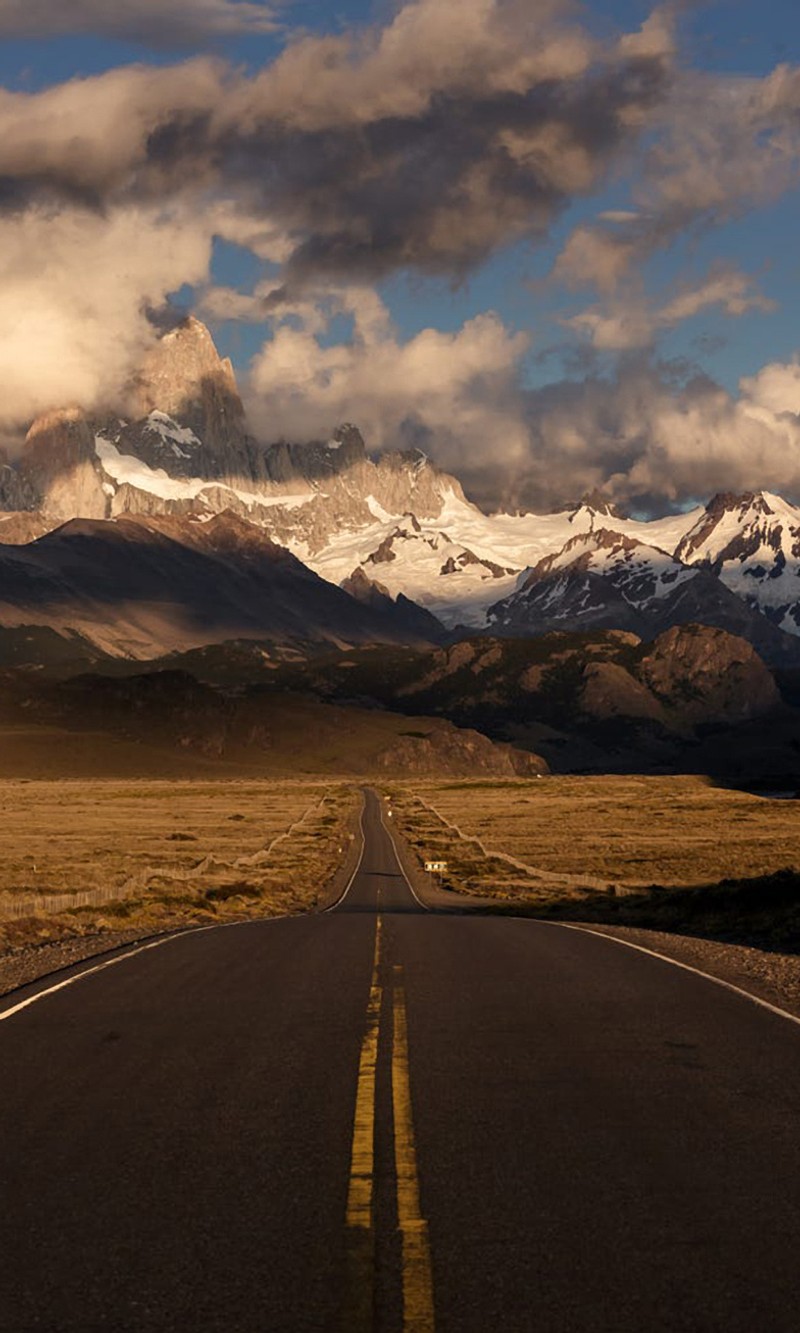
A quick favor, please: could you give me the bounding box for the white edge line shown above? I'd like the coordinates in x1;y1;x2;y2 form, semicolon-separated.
2;793;372;1017
323;799;368;913
324;790;431;914
537;919;800;1031
0;930;201;1024
381;801;430;913
0;916;286;1026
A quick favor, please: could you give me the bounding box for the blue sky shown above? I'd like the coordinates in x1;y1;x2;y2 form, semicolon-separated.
0;1;796;394
1;0;799;510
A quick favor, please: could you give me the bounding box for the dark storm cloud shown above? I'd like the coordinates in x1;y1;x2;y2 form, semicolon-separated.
259;55;673;289
0;1;677;293
0;0;283;45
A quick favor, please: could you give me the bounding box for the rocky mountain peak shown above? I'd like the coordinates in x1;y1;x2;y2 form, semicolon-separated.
341;566;388;600
676;488;798;566
529;527;651;581
330;422;367;457
573;489;627;521
20;407;107;521
129;317;246;451
704;490;774;520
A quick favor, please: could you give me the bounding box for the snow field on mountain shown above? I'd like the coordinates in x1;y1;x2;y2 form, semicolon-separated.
144;412;201;454
298;488;705;628
95;437;314;510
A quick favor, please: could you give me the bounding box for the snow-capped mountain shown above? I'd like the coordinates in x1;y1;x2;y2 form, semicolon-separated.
293;491;706;629
1;317;800;661
489;529;696;634
675;491;800;635
486;526;797;664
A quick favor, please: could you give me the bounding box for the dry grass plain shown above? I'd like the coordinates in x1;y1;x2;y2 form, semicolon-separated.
389;775;800;900
0;779;361;954
4;770;798;966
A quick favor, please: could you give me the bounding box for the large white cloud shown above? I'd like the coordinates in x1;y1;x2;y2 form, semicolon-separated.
0;205;212;431
247;288;532;473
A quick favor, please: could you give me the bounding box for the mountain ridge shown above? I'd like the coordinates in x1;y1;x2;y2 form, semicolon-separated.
0;511;443;659
1;317;799;663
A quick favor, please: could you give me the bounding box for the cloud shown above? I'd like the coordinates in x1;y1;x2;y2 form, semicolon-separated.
565;266;776;351
0;0;283;45
511;358;800;513
556;61;800;290
243;287;800;513
0;58;225;211
226;0;672;287
741;360;800;417
0;205;212;431
0;0;674;280
246;287;532;474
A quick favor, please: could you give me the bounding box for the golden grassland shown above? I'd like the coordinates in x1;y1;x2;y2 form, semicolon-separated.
0;779;361;952
388;775;800;901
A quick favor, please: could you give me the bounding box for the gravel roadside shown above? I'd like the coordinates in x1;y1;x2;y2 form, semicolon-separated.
570;922;800;1021
0;928;178;1000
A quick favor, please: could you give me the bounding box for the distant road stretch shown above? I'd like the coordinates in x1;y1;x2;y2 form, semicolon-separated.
1;791;800;1331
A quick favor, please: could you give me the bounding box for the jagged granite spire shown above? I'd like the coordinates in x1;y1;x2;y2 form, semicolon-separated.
129;316;247;453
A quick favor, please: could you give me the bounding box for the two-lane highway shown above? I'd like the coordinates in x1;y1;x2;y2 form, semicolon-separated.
1;790;800;1330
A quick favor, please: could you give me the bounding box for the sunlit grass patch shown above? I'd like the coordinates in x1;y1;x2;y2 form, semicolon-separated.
0;779;362;951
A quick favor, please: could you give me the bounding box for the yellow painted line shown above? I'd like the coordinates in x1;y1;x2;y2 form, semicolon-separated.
341;916;383;1331
392;970;435;1333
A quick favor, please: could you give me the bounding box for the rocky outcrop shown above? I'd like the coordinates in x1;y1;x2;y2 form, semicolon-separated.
330;626;782;742
579;660;667;724
0;461;35;512
640;625;780;725
0;512;54;545
18;409;108;522
376;726;547;777
572;489;628;521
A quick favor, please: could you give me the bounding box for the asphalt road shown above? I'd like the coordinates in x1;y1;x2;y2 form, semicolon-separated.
1;791;800;1331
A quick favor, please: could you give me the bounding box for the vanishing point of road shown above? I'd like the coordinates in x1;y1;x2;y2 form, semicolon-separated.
1;791;799;1331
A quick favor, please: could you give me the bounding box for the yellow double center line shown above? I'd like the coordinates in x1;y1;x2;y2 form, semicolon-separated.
343;917;435;1332
391;966;435;1332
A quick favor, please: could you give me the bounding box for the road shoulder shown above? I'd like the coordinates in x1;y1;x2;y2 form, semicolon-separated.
568;922;800;1022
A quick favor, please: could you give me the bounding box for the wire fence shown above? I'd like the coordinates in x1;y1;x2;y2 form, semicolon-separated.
0;796;329;921
409;794;619;895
